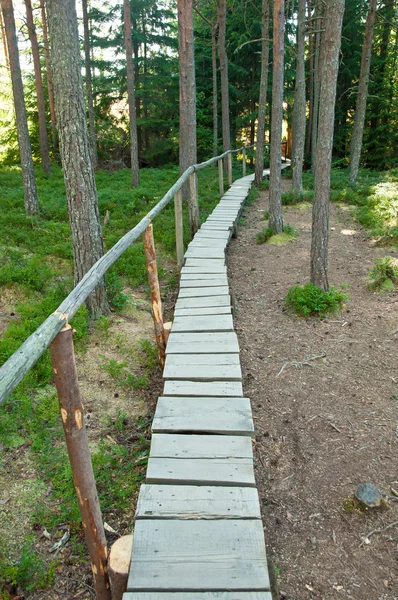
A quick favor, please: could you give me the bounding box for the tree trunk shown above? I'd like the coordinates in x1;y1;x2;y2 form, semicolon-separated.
0;7;9;71
268;0;285;234
47;0;108;319
217;0;230;171
39;0;57;152
123;0;140;186
25;0;50;175
82;0;98;170
1;0;38;215
311;0;322;168
310;0;345;291
305;0;314;157
133;17;142;162
254;0;270;185
178;0;198;229
212;24;218;157
348;0;377;183
292;0;306;194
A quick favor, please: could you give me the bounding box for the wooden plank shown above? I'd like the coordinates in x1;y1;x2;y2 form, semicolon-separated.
174;296;230;311
163;362;241;381
181;265;227;274
146;457;255;486
184;258;226;268
150;434;252;459
152;396;254;436
178;286;230;298
135;484;261;520
184;247;226;259
179;277;228;288
165;353;240;366
124;593;272;599
171;314;234;333
174;306;231;317
180;272;227;280
163;380;243;397
188;239;227;248
127;520;270;591
166;331;238;354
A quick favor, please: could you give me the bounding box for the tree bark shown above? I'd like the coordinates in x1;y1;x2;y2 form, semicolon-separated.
310;0;345;291
305;0;314;156
39;0;57;152
311;0;322;168
123;0;140;186
217;0;230;171
143;225;166;368
268;0;285;234
348;0;377;183
254;0;270;185
47;0;108;318
82;0;98;170
212;24;218;157
1;0;38;215
0;7;9;71
24;0;50;175
292;0;306;194
178;0;198;228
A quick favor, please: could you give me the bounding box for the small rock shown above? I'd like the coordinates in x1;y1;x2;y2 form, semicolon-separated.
355;482;383;507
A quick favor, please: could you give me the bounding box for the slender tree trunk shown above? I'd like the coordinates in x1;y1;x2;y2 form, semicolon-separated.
178;0;197;219
268;0;285;234
311;0;322;168
217;0;230;171
47;0;108;318
212;24;218;157
25;0;50;175
39;0;57;152
143;14;150;152
254;0;270;185
0;8;9;71
133;17;142;161
123;0;140;186
1;0;38;215
305;0;314;156
310;0;345;291
348;0;377;183
82;0;98;169
292;0;306;194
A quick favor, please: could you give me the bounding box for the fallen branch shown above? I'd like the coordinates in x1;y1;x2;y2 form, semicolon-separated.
359;520;398;548
276;353;326;377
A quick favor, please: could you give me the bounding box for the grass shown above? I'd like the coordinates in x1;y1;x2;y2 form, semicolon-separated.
367;256;398;292
256;223;299;245
285;282;348;318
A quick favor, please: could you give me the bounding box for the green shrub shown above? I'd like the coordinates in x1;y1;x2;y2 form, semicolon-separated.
281;189;314;205
0;537;56;595
256;227;274;244
368;256;398;292
285;282;348;318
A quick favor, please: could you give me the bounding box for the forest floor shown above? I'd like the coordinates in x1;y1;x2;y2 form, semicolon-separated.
228;180;398;600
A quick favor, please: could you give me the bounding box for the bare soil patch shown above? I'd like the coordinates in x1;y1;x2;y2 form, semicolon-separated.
228;181;398;600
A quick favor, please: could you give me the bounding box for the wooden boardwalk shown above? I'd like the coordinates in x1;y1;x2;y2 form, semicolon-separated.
124;171;276;599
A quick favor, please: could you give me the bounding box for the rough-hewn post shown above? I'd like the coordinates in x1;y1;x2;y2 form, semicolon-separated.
242;147;247;176
82;0;98;170
218;159;224;196
49;325;111;600
123;0;140;187
227;153;232;186
174;189;184;270
292;0;306;194
188;171;199;236
1;0;38;215
143;224;166;367
254;0;270;185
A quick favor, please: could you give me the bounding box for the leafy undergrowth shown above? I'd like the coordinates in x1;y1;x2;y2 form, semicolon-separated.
256;223;298;245
367;256;398;292
285;282;348;318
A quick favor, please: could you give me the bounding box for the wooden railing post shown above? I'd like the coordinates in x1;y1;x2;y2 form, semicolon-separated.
242;148;246;177
143;224;166;367
218;159;224;197
188;171;199;237
227;153;233;186
49;325;111;600
174;189;184;270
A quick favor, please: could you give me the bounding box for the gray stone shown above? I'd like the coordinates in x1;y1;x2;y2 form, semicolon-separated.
355;483;383;508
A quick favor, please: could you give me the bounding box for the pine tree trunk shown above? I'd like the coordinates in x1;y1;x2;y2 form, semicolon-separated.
82;0;98;170
1;0;38;215
268;0;284;234
0;8;9;70
311;0;322;168
217;0;230;171
310;0;345;291
47;0;108;319
39;0;57;152
348;0;377;183
25;0;50;175
123;0;140;186
305;0;314;156
178;0;197;220
212;24;218;157
133;17;142;161
292;0;306;194
254;0;270;185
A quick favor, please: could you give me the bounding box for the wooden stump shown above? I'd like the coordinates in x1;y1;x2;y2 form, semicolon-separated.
163;322;172;345
108;534;134;600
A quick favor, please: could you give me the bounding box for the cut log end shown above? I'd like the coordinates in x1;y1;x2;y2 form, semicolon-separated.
108;534;133;600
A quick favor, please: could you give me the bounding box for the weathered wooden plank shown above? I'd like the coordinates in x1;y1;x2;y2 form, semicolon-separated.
163;380;243;397
178;286;230;298
174;306;231;317
152;396;254;435
184;258;226;268
124;593;272;599
174;296;231;311
163;362;241;381
171;314;234;333
127;520;270;591
194;230;230;238
150;434;252;459
135;484;261;520
166;331;238;354
184;247;226;259
180;272;227;280
146;457;255;487
188;239;228;248
181;265;227;274
179;277;229;288
165;353;240;366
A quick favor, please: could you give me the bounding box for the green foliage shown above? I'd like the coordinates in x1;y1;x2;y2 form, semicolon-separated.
367;256;398;292
100;356;148;389
256;224;298;245
281;189;314;205
0;537;56;596
285;282;348;318
256;227;274;244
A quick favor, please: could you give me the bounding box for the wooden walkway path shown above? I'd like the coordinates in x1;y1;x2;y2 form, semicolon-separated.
124;170;277;599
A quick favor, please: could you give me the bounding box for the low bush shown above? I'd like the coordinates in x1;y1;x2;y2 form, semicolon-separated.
285;282;348;318
368;256;398;292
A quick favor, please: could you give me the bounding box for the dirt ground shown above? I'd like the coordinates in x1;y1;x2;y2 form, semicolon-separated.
227;182;398;600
